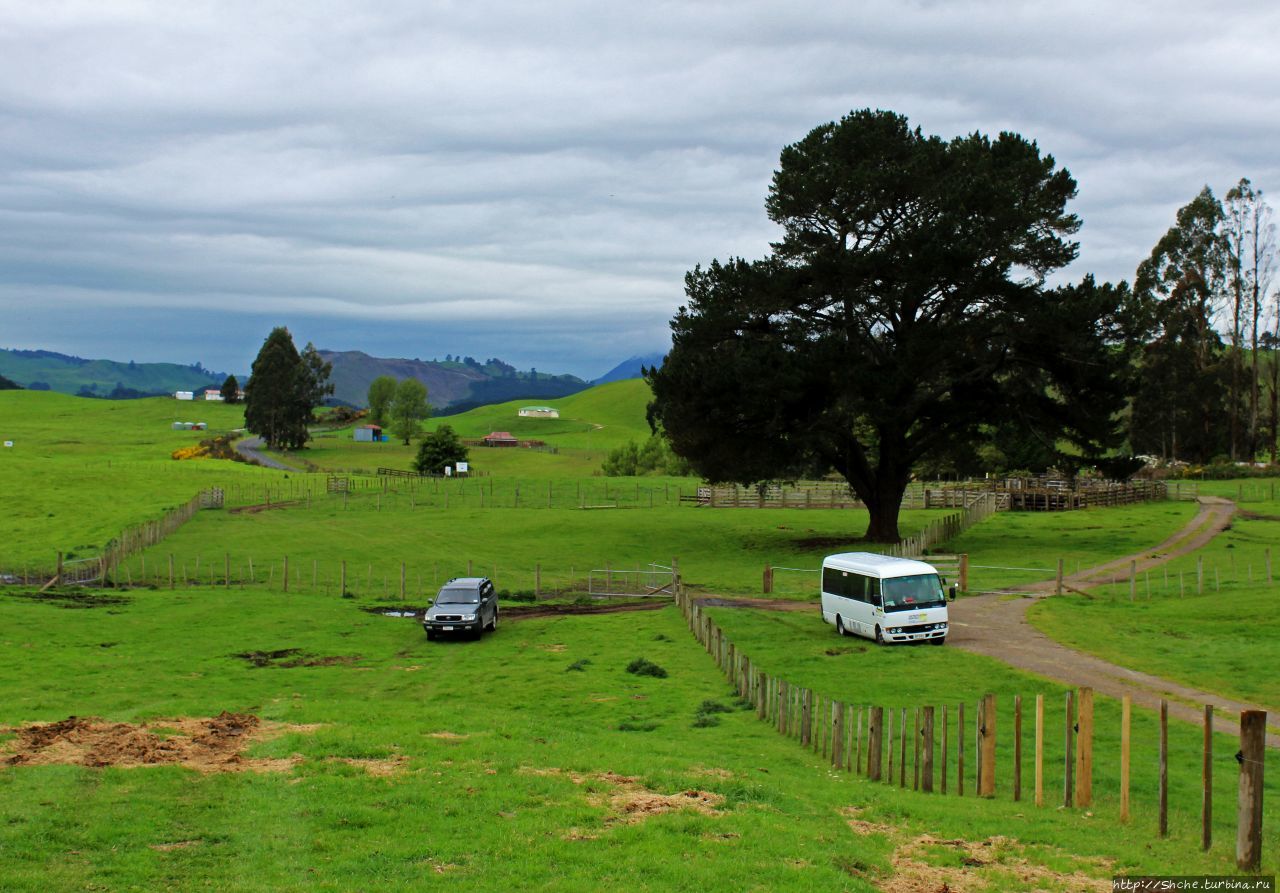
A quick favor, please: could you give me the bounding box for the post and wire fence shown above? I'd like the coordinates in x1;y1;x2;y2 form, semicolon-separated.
677;587;1273;871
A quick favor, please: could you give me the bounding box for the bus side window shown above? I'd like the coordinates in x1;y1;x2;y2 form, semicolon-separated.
868;578;881;606
848;574;865;602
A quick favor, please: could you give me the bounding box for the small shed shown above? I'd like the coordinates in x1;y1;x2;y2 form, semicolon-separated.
203;389;224;402
483;431;519;447
174;391;194;401
354;424;383;443
518;406;560;419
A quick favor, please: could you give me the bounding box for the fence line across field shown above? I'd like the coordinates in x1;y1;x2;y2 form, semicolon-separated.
676;587;1273;872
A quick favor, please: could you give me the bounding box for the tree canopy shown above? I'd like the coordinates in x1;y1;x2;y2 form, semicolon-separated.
243;327;332;450
646;109;1136;542
367;375;397;425
413;425;467;475
388;377;430;444
219;374;240;404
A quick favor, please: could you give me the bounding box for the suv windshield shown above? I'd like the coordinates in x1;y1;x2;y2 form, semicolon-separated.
881;574;945;612
437;587;480;605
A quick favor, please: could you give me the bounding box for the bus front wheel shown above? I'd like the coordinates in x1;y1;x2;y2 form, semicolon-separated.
874;625;886;646
836;615;848;636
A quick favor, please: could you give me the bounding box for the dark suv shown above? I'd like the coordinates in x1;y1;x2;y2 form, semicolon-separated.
424;577;498;640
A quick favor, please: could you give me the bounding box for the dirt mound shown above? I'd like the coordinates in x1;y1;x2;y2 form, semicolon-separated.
2;712;306;773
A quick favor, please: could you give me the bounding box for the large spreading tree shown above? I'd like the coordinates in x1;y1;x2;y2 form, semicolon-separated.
244;327;332;450
646;109;1136;542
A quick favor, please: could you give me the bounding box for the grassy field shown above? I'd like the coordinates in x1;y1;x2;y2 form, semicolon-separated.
1030;495;1280;709
0;392;282;569
113;491;944;598
945;500;1199;592
303;379;655;476
699;604;1279;878
2;585;1270;891
4;388;1279;886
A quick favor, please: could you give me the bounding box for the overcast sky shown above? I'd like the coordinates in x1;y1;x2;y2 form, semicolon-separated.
2;1;1278;379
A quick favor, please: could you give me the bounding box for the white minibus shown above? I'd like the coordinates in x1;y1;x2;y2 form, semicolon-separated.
819;552;955;645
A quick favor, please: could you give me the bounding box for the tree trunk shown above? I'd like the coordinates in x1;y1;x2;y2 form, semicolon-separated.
857;473;908;543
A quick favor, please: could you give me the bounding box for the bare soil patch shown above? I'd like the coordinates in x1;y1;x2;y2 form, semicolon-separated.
3;590;131;610
233;649;361;668
1;712;311;773
228;501;296;515
502;601;670;621
882;833;1111;893
518;766;725;830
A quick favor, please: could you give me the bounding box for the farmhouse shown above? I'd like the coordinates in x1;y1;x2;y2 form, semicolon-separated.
482;431;519;447
203;388;223;402
353;424;384;443
518;406;560;419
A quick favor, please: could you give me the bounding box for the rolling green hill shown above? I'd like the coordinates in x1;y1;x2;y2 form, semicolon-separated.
0;348;227;397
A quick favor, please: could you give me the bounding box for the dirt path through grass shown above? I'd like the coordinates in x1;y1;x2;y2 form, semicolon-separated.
949;497;1280;746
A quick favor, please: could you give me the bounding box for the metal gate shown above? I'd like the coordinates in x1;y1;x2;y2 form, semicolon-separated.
587;563;676;597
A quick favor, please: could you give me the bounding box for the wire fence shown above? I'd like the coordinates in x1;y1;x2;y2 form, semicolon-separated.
678;587;1275;871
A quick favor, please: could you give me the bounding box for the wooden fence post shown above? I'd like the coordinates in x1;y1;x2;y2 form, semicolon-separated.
941;705;949;795
1013;695;1023;802
1064;691;1075;808
922;706;935;793
763;564;773;594
958;554;969;592
168;554;175;589
340;560;346;596
979;693;996;798
868;707;883;781
1237;710;1266;871
1120;696;1131;822
957;702;965;796
912;707;921;791
1075;687;1093;808
1202;704;1213;852
899;708;908;787
1159;699;1168;837
886;709;895;784
1035;693;1045;807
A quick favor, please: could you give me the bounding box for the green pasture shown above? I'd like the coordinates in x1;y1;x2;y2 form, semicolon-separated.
0;392;277;570
1030;497;1280;709
0;585;1264;891
701;605;1279;878
946;501;1200;592
303;379;655;476
116;490;945;598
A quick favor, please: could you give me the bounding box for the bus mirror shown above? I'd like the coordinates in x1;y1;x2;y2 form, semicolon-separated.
948;586;957;601
870;594;882;609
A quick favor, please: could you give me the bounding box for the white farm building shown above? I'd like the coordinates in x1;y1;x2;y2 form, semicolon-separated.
518;406;559;419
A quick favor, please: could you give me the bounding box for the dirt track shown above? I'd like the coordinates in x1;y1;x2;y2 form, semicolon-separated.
948;496;1278;746
701;497;1279;747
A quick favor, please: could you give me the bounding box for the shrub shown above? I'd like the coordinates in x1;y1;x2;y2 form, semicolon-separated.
625;657;668;678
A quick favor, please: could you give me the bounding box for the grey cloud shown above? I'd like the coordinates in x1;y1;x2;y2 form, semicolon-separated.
1;0;1278;374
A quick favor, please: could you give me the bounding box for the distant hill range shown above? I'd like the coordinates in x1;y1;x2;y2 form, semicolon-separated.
0;345;664;410
319;350;591;413
0;348;227;399
591;352;665;385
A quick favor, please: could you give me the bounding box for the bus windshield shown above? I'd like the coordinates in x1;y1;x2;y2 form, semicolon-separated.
881;574;945;612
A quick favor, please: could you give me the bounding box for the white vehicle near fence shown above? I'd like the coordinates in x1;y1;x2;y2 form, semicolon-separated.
819;552;955;645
